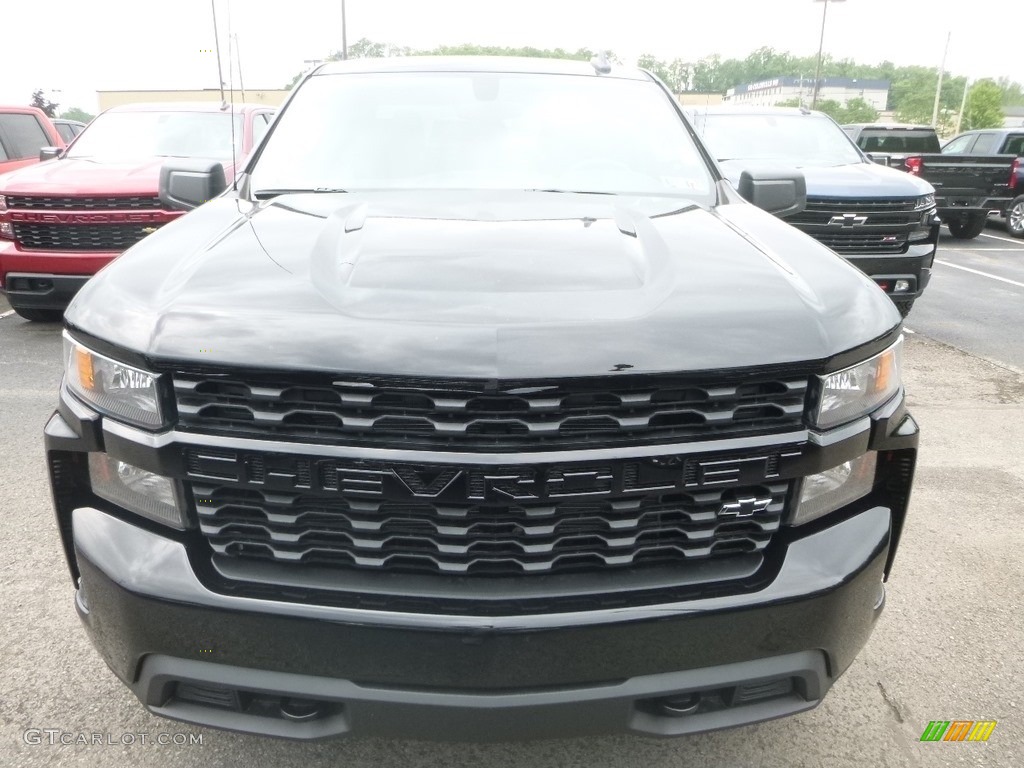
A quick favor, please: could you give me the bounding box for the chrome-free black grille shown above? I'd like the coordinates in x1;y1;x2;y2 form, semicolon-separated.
186;446;796;578
173;372;809;451
12;222;157;251
788;196;924;255
5;194;163;210
804;197;919;213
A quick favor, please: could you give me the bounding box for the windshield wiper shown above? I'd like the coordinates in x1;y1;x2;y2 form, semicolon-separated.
253;187;348;200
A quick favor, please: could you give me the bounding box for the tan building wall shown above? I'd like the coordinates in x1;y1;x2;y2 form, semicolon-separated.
677;93;724;107
97;89;290;111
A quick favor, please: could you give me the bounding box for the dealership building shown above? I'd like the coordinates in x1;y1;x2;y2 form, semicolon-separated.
723;77;890;109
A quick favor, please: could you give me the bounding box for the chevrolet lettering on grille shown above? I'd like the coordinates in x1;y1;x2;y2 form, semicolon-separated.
185;447;804;503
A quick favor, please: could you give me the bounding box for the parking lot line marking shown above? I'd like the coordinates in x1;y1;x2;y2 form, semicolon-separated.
961;247;1024;252
904;328;916;334
0;310;15;319
935;259;1024;289
978;232;1024;246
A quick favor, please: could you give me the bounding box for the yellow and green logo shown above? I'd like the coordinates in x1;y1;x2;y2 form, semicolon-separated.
920;720;997;742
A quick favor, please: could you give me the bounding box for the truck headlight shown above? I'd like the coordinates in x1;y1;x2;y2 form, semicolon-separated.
812;338;903;429
791;452;877;526
0;194;7;212
63;333;166;428
913;194;935;211
88;453;187;529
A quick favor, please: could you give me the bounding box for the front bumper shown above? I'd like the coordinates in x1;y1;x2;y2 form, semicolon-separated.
71;504;890;740
0;241;116;310
844;241;936;302
46;384;919;740
1;272;91;310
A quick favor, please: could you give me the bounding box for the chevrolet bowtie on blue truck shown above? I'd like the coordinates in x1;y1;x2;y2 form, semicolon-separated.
46;57;918;741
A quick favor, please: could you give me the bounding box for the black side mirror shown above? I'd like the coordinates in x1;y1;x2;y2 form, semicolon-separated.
39;147;62;162
737;167;807;217
158;159;227;211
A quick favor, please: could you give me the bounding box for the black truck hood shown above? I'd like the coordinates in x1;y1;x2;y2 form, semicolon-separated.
66;191;899;378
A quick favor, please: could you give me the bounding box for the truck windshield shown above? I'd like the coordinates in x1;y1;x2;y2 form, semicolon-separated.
250;71;714;200
66;111;243;161
696;113;864;167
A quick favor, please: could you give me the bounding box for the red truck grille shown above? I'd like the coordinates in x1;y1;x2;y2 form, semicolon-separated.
4;195;163;210
12;222;160;251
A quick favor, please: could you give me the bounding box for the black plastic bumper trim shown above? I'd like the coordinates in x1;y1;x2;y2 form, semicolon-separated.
134;650;830;740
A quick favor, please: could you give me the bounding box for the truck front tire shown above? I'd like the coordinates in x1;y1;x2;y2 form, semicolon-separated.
945;213;988;240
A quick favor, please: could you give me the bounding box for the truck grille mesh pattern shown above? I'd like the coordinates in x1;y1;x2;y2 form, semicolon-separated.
185;446;793;577
787;197;925;254
173;372;809;451
12;222;159;251
5;195;163;210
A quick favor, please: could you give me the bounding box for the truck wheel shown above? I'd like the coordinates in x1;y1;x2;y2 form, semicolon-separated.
12;307;64;322
893;299;914;318
1007;195;1024;239
946;213;987;240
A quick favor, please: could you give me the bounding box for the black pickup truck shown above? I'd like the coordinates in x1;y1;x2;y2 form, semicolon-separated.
940;128;1024;238
845;123;1022;239
45;57;918;741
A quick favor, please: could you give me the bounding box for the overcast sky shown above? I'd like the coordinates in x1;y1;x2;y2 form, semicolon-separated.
0;0;1016;114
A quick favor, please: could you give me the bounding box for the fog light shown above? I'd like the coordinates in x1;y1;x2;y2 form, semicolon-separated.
88;453;187;529
791;452;877;526
0;221;13;239
894;279;911;293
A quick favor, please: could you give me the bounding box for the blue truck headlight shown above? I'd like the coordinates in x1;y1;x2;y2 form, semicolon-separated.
63;333;166;428
88;453;187;529
812;338;903;430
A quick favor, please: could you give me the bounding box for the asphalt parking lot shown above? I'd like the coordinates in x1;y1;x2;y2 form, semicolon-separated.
1;224;1022;767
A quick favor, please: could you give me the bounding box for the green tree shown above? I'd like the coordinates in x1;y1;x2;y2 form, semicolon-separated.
811;99;844;121
30;89;59;118
636;54;691;93
961;80;1006;131
61;107;94;123
839;97;879;123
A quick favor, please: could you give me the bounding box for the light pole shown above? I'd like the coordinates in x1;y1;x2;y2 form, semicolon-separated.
811;0;846;109
931;31;951;128
341;0;348;60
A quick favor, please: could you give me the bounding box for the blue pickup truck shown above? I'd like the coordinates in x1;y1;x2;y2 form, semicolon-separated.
691;107;939;316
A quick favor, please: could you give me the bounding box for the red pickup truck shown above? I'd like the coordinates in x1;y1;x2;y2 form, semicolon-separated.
0;102;274;320
0;105;65;176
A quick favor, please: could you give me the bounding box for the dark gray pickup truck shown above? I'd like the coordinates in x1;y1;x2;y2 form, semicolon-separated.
845;123;1022;239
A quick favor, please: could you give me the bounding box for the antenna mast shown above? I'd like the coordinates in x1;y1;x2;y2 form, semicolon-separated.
234;33;246;102
210;0;226;107
226;0;237;185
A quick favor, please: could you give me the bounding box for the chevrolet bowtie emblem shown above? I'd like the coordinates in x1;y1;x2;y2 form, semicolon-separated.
141;226;160;235
828;213;868;227
718;496;772;518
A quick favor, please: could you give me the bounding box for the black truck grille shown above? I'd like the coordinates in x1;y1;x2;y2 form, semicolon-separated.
173;372;809;451
186;446;797;578
12;222;158;251
5;194;163;210
788;197;923;254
